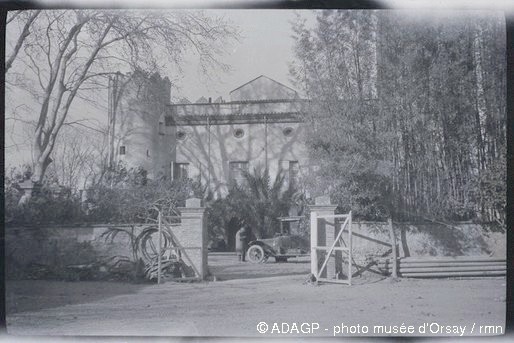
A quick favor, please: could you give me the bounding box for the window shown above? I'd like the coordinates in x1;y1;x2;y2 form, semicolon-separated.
283;127;294;137
289;161;300;189
119;146;126;155
280;160;299;189
233;128;245;138
229;161;249;185
173;163;189;180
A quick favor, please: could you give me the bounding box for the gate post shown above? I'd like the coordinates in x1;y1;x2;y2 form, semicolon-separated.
309;196;337;279
178;198;208;280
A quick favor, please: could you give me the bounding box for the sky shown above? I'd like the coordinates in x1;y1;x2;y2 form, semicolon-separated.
170;10;316;102
4;9;317;168
6;7;506;169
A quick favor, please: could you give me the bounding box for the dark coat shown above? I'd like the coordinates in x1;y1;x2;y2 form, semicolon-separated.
235;227;249;252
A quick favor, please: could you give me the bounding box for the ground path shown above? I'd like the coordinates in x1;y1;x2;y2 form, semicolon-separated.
7;253;506;336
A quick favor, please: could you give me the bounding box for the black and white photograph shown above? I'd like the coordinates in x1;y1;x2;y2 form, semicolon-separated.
2;0;509;338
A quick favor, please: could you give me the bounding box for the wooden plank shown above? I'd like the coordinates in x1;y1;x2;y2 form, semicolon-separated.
316;216;349;280
315;214;349;219
311;211;353;285
379;266;507;273
380;265;506;272
348;211;352;286
157;212;162;285
310;212;318;278
317;277;351;284
402;270;506;278
401;264;506;269
378;262;506;268
312;246;350;251
352;231;392;247
399;266;506;273
388;218;397;278
378;259;506;264
377;260;506;268
400;256;506;263
400;261;507;268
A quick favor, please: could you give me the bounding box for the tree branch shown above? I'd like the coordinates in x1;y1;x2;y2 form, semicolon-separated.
5;10;41;73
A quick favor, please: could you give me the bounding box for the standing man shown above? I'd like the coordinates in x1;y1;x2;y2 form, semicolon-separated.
235;226;249;262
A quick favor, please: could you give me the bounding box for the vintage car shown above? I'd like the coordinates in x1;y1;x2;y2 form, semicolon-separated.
246;234;309;263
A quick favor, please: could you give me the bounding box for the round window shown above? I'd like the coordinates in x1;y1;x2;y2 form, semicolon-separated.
233;128;245;138
176;131;187;140
283;127;294;137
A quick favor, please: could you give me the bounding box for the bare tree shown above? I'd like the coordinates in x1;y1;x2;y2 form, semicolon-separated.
6;9;239;182
5;10;41;73
46;124;104;189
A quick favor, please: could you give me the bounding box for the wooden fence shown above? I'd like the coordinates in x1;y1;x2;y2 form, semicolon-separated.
378;256;506;278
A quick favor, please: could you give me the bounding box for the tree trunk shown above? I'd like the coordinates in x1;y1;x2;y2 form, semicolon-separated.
32;144;53;183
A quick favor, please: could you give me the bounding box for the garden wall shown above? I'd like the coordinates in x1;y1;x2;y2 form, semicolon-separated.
5;221;505;279
348;221;505;265
5;224;148;278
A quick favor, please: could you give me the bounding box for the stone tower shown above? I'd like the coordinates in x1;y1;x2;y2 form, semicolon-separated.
108;70;173;179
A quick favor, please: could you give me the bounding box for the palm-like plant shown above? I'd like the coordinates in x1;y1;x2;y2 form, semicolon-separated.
224;168;297;239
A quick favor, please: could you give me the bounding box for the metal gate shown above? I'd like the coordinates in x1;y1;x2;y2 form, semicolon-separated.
311;211;353;285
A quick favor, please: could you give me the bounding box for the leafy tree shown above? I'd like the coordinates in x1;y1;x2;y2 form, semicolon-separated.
376;12;506;223
207;169;300;240
291;10;506;225
291;10;394;221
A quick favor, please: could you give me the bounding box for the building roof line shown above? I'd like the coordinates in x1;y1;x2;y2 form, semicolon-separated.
168;98;307;107
228;75;298;95
170;112;304;125
172;111;302;117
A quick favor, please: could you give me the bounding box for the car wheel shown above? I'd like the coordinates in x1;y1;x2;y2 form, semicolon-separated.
247;245;265;263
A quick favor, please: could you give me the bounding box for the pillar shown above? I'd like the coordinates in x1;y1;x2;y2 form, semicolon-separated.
177;198;208;280
17;179;35;206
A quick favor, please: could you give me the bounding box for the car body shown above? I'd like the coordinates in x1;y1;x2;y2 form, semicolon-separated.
246;234;309;263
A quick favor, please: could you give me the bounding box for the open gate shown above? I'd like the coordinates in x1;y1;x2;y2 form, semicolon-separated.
311;211;353;285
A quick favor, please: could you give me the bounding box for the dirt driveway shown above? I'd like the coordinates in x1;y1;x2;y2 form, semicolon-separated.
6;253;506;337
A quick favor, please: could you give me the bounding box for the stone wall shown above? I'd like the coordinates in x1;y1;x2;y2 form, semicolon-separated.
5;220;504;279
6;198;209;281
348;221;506;263
6;224;149;273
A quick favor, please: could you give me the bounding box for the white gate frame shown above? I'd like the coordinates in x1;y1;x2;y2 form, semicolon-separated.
311;211;352;285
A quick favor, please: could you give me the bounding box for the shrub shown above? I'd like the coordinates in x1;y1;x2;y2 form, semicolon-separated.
206;168;307;240
4;165;204;225
5;171;84;225
86;166;204;223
